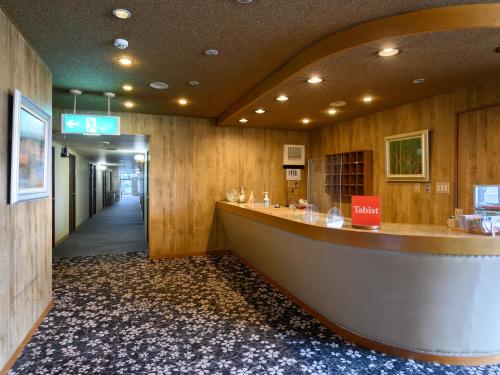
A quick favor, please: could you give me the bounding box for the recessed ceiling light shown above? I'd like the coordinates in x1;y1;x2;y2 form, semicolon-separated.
236;0;253;3
302;118;311;124
101;141;110;145
239;118;248;123
413;78;426;84
178;98;188;105
255;108;266;114
112;8;131;19
327;108;337;115
378;48;399;57
204;49;219;56
118;57;132;66
329;100;346;107
122;84;133;91
124;101;134;108
362;96;374;103
307;76;323;84
188;80;200;86
150;82;169;89
276;95;289;102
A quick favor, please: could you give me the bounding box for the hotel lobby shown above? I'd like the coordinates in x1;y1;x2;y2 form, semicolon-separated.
0;1;500;374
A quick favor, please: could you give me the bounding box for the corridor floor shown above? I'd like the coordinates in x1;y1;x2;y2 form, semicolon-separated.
53;195;148;258
9;252;500;374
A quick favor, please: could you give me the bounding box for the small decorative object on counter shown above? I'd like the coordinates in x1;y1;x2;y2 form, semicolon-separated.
447;216;456;229
239;186;245;203
296;198;308;210
303;204;319;224
274;203;280;208
326;207;344;228
248;191;255;204
226;189;239;202
453;214;500;236
263;192;270;207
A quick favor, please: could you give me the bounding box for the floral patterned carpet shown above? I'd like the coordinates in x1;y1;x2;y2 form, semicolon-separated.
9;252;500;374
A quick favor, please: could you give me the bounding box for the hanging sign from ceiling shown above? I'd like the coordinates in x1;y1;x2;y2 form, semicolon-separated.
61;114;120;135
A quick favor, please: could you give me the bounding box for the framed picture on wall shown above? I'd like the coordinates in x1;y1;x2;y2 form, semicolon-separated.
385;129;429;182
10;89;52;204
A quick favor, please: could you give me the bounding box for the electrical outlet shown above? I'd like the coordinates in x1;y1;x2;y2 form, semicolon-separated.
414;183;420;193
424;183;431;193
436;182;449;194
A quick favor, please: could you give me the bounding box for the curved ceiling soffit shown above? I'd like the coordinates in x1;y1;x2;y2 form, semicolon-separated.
216;3;500;126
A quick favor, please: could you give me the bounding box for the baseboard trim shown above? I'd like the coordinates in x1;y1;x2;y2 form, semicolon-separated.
0;299;53;375
231;252;500;366
149;250;230;260
54;234;69;247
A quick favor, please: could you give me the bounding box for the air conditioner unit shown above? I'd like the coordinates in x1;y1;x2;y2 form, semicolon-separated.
283;144;305;169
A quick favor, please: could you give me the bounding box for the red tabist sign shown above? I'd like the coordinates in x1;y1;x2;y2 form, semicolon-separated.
351;195;381;229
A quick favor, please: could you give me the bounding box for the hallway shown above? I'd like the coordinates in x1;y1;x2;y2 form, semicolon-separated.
53;195;148;258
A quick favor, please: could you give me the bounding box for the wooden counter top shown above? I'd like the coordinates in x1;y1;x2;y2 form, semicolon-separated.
216;201;500;256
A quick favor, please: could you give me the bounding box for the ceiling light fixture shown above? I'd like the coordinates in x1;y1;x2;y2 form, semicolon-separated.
378;48;399;57
150;81;169;89
101;141;110;145
122;84;133;91
255;108;266;114
112;8;132;19
124;101;134;108
178;98;188;105
236;0;254;3
188;80;200;86
413;78;426;84
362;96;374;103
204;49;219;56
118;57;133;66
134;154;145;162
276;95;289;102
307;76;323;84
302;118;311;124
327;108;337;115
329;100;346;107
239;118;248;123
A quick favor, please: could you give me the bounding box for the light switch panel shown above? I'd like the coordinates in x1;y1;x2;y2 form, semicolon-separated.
424;183;431;193
414;183;420;193
436;182;450;194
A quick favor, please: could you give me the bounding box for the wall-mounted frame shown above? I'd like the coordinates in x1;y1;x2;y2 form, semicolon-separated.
385;129;429;182
10;89;52;204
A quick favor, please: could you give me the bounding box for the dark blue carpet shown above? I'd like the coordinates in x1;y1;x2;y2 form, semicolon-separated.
10;253;500;374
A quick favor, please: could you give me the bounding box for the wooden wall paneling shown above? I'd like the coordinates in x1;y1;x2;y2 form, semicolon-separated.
458;105;500;213
0;8;52;372
310;80;500;225
52;109;310;258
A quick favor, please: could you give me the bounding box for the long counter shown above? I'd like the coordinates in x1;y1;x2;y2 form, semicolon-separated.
217;201;500;365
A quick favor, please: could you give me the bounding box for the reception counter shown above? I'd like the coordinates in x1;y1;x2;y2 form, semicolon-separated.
217;201;500;365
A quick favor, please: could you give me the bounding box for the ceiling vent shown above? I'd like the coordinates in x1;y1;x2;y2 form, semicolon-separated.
283;144;305;169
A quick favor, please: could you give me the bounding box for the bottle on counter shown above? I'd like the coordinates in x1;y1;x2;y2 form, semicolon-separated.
248;191;255;205
239;186;245;203
263;192;270;207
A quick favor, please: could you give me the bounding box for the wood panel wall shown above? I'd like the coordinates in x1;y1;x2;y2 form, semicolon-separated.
458;105;500;213
53;109;310;258
0;8;52;372
310;79;500;225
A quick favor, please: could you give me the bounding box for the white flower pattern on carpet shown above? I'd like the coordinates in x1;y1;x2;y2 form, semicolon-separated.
9;252;500;374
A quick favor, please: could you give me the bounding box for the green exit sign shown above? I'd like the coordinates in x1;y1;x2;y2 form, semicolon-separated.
61;114;120;135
